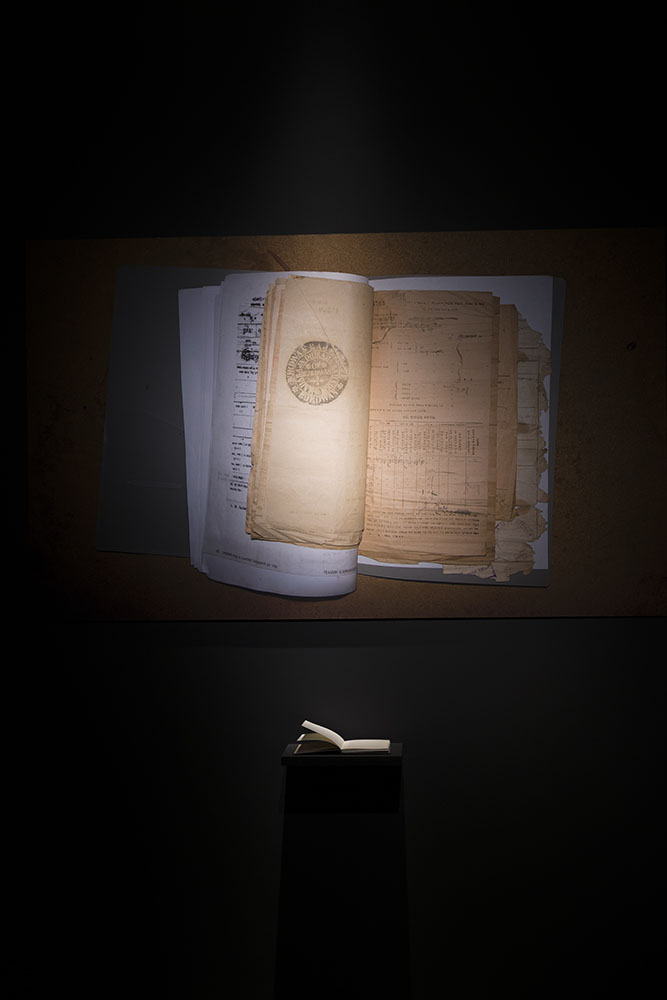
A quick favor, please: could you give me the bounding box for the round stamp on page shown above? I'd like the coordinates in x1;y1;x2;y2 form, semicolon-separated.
285;341;349;405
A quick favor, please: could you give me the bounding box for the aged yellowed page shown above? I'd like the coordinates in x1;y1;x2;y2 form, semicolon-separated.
358;289;500;564
246;275;374;548
496;304;519;519
441;312;550;580
489;314;551;579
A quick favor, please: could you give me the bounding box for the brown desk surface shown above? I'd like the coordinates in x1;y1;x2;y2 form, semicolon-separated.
26;228;666;619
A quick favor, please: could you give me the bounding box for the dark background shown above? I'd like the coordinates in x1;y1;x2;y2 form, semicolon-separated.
18;10;664;998
17;11;664;239
32;619;664;997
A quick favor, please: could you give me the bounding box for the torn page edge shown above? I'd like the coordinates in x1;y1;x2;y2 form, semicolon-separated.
440;317;551;580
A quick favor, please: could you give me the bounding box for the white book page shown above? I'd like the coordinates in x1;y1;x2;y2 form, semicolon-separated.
342;740;390;750
300;720;345;747
182;271;367;597
301;720;389;750
364;275;554;573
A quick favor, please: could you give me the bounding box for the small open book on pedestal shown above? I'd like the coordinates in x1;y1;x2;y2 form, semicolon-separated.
294;720;391;755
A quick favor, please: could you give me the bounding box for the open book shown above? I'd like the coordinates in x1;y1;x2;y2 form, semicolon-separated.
178;270;562;596
295;720;390;754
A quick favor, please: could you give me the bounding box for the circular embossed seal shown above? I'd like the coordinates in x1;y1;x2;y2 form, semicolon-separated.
285;341;349;405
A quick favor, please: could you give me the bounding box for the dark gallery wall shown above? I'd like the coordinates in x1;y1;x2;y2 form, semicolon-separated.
33;618;664;998
18;13;664;240
19;12;664;1000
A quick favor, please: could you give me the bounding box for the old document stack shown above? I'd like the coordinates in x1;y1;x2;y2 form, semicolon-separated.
178;271;563;596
